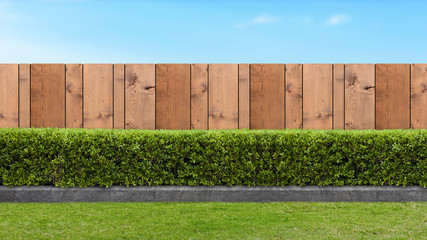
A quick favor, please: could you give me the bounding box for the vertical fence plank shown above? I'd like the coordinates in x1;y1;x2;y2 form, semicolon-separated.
411;64;427;129
125;64;155;129
65;64;82;128
156;64;190;129
83;64;113;129
0;64;18;128
345;64;375;129
19;64;30;128
251;64;285;129
333;64;345;129
209;64;238;129
303;64;333;130
376;64;410;129
31;64;65;128
114;64;125;129
238;64;250;129
191;64;208;130
285;64;302;129
3;62;423;130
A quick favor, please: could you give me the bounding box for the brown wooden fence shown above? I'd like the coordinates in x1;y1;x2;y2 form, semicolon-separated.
0;63;426;130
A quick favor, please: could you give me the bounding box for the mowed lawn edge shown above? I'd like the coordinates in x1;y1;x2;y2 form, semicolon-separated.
0;202;426;239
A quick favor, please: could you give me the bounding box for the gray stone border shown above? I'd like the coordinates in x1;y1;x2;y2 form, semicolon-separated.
0;186;426;202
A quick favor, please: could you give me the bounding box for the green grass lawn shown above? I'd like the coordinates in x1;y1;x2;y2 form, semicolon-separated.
0;202;426;239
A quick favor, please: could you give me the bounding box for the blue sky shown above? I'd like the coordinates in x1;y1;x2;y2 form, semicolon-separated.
0;0;426;63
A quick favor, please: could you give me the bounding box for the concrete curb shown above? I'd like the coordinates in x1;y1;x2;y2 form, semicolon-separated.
1;186;426;202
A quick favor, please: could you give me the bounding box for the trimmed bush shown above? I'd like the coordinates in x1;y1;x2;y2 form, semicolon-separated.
0;128;426;187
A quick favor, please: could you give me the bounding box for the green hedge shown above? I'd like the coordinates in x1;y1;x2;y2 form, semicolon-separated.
0;128;426;187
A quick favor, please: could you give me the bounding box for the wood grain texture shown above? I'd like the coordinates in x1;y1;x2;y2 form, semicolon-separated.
209;64;238;129
345;64;375;130
83;64;113;129
19;64;30;128
190;64;208;130
31;64;65;128
238;64;250;129
125;64;155;129
333;64;344;129
0;64;19;128
410;64;427;129
303;64;333;130
250;64;285;129
156;64;190;129
285;64;302;129
2;62;422;131
376;64;410;129
114;64;125;129
65;64;82;128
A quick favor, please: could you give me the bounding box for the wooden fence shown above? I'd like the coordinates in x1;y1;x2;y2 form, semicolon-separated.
0;63;426;130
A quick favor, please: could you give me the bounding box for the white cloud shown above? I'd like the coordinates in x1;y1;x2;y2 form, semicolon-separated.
324;14;349;26
252;15;276;24
234;14;278;29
